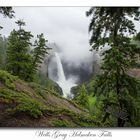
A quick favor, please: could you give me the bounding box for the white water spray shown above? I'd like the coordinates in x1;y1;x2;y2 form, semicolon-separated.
55;52;66;82
54;52;76;98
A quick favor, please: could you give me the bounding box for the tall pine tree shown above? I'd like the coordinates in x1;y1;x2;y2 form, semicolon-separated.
32;33;51;73
0;36;8;69
0;7;14;66
87;7;140;127
7;19;33;81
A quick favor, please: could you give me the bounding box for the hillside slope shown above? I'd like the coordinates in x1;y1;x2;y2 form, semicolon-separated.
0;70;98;127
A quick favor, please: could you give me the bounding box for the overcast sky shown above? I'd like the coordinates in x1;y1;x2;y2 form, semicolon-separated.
0;7;98;66
1;7;140;66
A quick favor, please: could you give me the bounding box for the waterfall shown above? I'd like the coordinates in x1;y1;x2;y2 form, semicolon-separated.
55;52;66;82
54;52;76;98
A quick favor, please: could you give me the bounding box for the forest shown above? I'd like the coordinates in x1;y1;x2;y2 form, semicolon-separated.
0;7;140;127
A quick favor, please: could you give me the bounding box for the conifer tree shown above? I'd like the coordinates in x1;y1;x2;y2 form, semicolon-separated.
0;7;14;65
7;19;33;81
0;36;8;69
0;7;14;29
32;33;51;73
87;7;140;127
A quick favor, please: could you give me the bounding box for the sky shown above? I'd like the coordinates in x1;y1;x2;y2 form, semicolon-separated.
0;7;98;66
1;7;140;67
1;7;140;87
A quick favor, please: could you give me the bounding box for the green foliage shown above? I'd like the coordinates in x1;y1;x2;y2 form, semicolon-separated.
0;36;8;69
0;70;98;127
0;7;14;29
87;94;96;114
74;85;89;108
34;71;51;88
0;88;46;118
13;97;46;118
87;7;140;127
51;119;72;127
0;70;17;89
86;7;140;50
32;33;51;73
44;107;98;127
33;71;63;95
0;85;97;126
0;7;14;18
15;20;25;28
70;111;99;127
0;7;14;65
6;19;34;81
134;32;140;41
131;32;140;68
73;81;97;115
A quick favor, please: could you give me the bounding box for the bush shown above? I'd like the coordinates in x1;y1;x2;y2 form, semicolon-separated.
0;70;17;89
51;119;72;127
14;97;46;118
0;88;46;118
73;84;89;108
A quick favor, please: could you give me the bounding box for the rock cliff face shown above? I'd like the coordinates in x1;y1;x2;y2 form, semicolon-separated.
47;55;100;84
61;61;100;84
41;43;100;85
0;70;97;127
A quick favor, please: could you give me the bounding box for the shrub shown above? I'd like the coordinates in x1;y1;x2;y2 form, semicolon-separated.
0;88;46;118
51;119;72;127
0;70;17;89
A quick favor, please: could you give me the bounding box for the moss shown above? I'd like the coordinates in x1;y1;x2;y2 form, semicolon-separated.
70;113;98;127
33;73;63;95
0;71;99;126
42;106;99;127
66;99;88;113
0;98;13;104
0;70;17;89
0;88;99;126
0;88;46;118
29;82;61;98
28;82;86;113
63;110;100;127
51;119;72;127
13;97;47;118
0;88;17;101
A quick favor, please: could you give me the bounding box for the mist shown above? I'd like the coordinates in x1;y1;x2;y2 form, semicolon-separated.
0;7;100;89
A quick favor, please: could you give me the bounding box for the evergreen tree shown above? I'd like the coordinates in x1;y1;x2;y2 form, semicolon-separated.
32;33;51;73
0;36;8;69
87;7;140;126
7;19;33;81
0;7;14;66
74;84;89;108
0;7;14;29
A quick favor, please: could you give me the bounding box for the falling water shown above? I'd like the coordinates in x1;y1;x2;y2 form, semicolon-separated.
54;52;76;98
55;52;66;82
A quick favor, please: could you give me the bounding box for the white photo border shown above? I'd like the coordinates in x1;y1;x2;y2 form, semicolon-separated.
0;0;140;140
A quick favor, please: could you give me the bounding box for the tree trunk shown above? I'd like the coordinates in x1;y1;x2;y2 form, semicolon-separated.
118;118;125;127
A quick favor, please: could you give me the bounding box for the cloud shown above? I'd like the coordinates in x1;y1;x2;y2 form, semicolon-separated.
0;7;97;62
